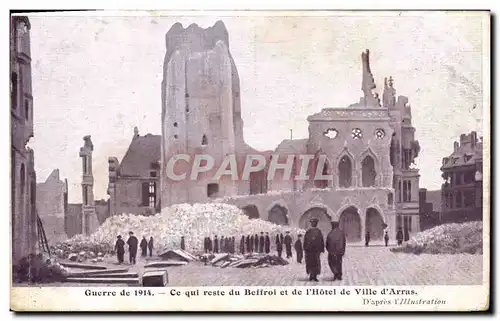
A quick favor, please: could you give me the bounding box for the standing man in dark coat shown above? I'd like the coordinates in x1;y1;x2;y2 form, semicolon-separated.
240;236;246;254
220;236;225;253
207;236;213;253
140;236;148;257
115;235;125;264
326;221;346;281
232;237;236;253
396;228;404;245
384;229;390;247
264;232;271;254
276;234;283;258
214;235;219;253
203;237;208;253
294;234;304;263
126;231;138;265
259;232;265;253
365;231;370;247
303;218;325;282
249;235;254;252
148;237;154;257
280;233;284;245
246;235;252;253
254;234;259;253
284;231;293;259
180;236;185;250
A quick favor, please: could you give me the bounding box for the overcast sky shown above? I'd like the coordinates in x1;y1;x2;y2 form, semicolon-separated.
27;12;486;203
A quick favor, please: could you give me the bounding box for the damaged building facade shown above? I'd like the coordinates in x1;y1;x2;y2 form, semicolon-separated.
11;16;38;261
107;21;421;242
440;131;483;224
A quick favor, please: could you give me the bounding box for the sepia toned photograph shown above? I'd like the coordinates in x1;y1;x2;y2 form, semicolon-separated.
10;10;490;311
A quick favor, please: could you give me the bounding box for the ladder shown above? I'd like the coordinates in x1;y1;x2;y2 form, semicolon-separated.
36;210;51;256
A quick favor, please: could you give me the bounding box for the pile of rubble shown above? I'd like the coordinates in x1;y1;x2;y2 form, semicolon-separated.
202;253;289;269
63;203;305;254
12;253;68;284
51;242;112;262
66;251;106;263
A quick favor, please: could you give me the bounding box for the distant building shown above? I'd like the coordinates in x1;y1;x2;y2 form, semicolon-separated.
36;169;68;244
440;131;483;223
107;128;161;216
11;16;38;261
419;188;441;230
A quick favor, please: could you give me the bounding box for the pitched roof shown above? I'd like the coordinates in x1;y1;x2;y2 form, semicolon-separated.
119;134;161;177
274;139;308;154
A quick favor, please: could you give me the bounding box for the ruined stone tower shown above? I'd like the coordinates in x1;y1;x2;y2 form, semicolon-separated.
79;135;98;235
160;21;246;207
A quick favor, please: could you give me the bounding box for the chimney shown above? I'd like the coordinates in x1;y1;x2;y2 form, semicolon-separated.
453;141;459;152
442;157;449;166
471;131;477;147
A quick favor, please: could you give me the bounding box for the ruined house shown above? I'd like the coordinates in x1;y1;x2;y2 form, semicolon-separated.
11;16;38;261
36;169;68;243
440;131;483;223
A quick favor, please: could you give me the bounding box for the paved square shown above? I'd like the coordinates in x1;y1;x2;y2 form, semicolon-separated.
72;244;482;287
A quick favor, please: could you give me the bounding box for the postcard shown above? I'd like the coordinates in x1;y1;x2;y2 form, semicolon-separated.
10;10;490;312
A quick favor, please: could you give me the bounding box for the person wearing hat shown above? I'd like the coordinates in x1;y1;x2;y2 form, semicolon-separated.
326;221;346;281
140;236;148;257
284;231;293;259
276;233;283;258
259;232;265;253
114;235;125;264
265;232;271;254
294;234;304;263
303;218;325;282
126;231;138;264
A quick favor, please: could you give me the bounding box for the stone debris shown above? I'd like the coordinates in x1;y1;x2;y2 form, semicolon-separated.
62;203;305;254
144;261;188;268
207;253;289;269
159;249;197;262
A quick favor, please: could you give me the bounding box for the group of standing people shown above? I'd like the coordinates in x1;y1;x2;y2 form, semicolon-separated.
204;235;238;254
114;232;154;265
241;232;271;254
202;231;306;264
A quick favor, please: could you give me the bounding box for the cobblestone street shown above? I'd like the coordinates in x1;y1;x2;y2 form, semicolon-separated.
164;245;482;286
46;244;483;287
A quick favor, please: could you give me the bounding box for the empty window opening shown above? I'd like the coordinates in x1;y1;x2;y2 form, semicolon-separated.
352;128;363;139
375;128;385;139
11;72;17;109
323;128;338;139
361;156;376;187
338;155;352;188
149;182;156;208
387;192;394;205
24;100;29;120
455;192;462;208
173;122;178;127
142;181;156;208
174;134;178;139
207;183;219;198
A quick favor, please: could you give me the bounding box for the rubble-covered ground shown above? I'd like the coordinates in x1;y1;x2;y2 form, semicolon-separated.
58;203;305;260
391;221;483;255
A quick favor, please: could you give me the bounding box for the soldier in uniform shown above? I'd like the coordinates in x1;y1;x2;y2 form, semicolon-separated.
325;221;346;281
303;218;325;282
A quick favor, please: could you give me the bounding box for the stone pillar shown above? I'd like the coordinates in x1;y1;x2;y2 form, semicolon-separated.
79;135;98;235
